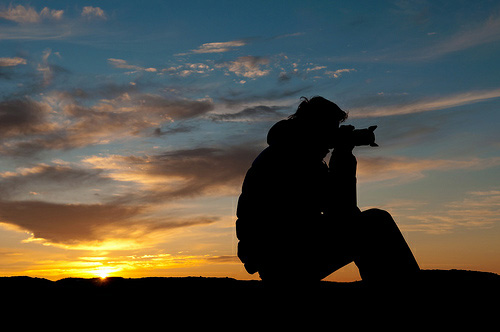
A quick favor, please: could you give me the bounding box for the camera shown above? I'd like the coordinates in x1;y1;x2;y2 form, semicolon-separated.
338;125;378;147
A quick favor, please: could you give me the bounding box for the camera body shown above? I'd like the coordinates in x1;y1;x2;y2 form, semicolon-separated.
339;125;378;147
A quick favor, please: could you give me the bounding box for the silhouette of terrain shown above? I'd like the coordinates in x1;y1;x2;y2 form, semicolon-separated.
2;269;498;302
2;269;499;326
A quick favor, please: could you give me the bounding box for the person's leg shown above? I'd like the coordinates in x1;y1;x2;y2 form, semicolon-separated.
353;209;420;283
258;209;419;284
316;217;358;281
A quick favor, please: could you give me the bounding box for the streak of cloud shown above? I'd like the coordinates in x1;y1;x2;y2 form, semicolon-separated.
414;15;500;60
108;58;157;73
176;40;247;56
349;88;500;118
357;155;500;184
0;57;27;67
402;190;500;234
209;105;286;122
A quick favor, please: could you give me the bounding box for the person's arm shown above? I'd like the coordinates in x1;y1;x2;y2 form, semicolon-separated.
327;126;360;217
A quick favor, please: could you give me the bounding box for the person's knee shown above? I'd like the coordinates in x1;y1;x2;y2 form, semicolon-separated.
362;208;392;220
361;208;396;229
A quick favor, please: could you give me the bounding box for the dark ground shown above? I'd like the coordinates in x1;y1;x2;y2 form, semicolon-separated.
2;269;499;327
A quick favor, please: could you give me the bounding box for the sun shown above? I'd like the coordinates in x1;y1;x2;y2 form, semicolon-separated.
94;266;117;279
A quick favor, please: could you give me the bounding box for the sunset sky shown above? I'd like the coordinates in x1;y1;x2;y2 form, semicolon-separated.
1;0;500;282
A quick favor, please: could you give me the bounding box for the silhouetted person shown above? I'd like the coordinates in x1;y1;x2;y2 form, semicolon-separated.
236;96;420;286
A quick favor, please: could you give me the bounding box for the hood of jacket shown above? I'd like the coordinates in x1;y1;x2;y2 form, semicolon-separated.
266;119;301;148
266;118;330;160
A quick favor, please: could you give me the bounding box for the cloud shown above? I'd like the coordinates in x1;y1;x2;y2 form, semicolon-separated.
216;56;270;78
349;88;500;118
40;7;64;20
0;5;105;40
415;15;500;60
0;4;39;23
217;86;311;107
0;4;63;23
325;68;356;78
0;57;27;67
306;66;327;72
0;142;257;246
0;48;70;89
153;124;194;137
399;190;500;234
325;15;500;63
357;155;500;184
0;162;112;201
81;6;107;20
0;200;143;245
272;32;305;39
0;98;54;139
162;63;213;77
0;199;216;248
108;58;157;73
0;160;217;247
0;143;258;247
0;92;214;156
36;48;68;87
209;105;286;122
83;144;260;202
177;40;247;56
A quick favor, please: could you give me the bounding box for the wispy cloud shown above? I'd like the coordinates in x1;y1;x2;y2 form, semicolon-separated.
350;88;500;118
176;40;247;56
326;15;500;63
108;58;157;73
81;6;107;20
415;15;500;60
0;91;214;156
272;32;305;39
399;190;500;234
37;48;65;86
357;155;500;185
0;57;26;67
0;4;63;23
0;162;111;201
83;144;259;202
325;68;356;78
216;56;270;78
306;65;326;72
162;63;213;77
209;105;286;122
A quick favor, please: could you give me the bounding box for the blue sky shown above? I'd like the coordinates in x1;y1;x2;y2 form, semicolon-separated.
1;0;500;280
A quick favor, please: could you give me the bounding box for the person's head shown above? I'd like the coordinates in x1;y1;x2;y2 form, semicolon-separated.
289;96;348;148
289;96;348;124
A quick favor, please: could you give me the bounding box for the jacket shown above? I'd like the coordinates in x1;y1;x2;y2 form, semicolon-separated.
236;119;358;274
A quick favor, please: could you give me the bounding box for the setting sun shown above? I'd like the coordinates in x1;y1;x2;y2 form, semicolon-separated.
94;267;118;279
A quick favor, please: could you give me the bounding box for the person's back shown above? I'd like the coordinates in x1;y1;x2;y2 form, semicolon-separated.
236;118;331;278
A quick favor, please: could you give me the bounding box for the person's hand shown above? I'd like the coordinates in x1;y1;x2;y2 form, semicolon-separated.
334;125;355;152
